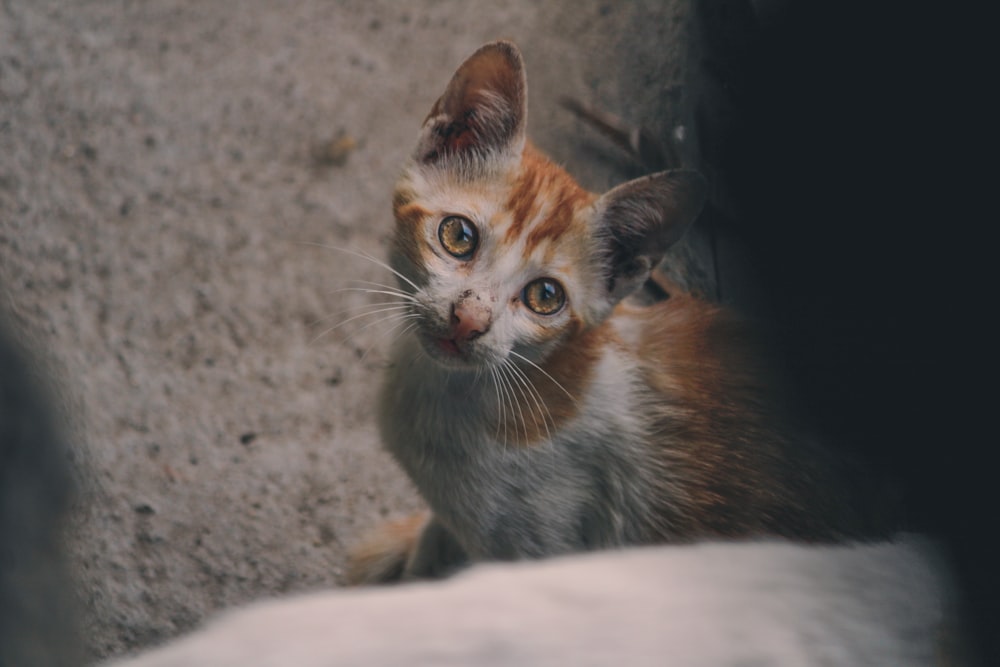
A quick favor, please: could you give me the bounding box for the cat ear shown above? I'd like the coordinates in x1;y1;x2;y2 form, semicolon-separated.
593;169;708;304
414;41;527;170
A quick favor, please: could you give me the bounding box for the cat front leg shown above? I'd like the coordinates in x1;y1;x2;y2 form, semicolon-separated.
402;514;468;581
346;511;428;585
346;511;467;585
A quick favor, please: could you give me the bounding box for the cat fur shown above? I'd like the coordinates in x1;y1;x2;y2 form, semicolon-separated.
350;41;888;584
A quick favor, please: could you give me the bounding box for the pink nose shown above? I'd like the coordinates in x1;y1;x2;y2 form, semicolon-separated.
450;301;491;342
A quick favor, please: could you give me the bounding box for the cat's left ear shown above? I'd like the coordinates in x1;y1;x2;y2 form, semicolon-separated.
593;169;708;304
414;41;527;172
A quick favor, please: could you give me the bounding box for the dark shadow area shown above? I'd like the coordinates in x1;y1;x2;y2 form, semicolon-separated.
0;318;82;666
693;0;989;661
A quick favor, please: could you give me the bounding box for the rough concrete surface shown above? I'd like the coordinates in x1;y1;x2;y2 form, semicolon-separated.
1;1;693;660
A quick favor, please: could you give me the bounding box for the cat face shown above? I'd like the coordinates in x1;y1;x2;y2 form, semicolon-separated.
390;41;706;371
392;145;602;370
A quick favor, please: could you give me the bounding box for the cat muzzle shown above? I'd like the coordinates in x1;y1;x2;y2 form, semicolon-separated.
449;300;492;344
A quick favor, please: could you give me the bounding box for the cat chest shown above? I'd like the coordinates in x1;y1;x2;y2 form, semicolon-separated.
400;432;608;558
378;365;652;556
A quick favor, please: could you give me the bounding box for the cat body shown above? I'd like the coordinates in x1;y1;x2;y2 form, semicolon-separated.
350;41;878;583
380;295;860;565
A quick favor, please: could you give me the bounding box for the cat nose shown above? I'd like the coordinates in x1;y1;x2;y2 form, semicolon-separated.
450;300;491;342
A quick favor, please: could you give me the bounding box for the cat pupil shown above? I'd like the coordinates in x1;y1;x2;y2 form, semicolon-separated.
438;216;478;259
523;278;565;315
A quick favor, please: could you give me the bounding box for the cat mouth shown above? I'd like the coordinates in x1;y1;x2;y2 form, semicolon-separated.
435;337;462;357
418;332;480;368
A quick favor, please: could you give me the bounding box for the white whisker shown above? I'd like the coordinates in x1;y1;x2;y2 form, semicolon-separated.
352;311;420;340
309;305;414;345
310;300;415;328
298;243;420;292
356;314;421;365
492;366;513;450
509;350;576;403
504;363;532;438
339;311;420;357
332;286;419;304
488;367;503;444
506;359;554;442
346;279;418;296
496;363;527;448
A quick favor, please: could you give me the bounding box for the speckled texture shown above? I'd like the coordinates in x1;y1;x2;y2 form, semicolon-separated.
0;1;695;660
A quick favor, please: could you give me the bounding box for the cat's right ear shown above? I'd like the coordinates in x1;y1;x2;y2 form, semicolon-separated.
592;169;707;306
414;41;527;172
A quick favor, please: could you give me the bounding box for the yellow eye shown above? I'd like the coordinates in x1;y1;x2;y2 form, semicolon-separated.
522;278;565;315
438;216;478;259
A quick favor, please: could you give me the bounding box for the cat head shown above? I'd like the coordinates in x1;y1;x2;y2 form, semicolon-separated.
391;41;706;370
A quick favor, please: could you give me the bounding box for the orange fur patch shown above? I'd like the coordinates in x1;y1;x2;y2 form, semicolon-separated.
628;294;859;541
502;318;613;447
392;195;431;269
504;144;594;252
394;201;430;228
345;511;430;585
392;186;416;212
504;154;542;242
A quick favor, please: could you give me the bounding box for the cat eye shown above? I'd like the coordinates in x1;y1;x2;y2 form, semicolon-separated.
522;278;565;315
438;215;478;259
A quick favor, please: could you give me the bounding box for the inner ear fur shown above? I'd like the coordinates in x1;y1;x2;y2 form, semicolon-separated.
594;169;708;302
415;40;527;169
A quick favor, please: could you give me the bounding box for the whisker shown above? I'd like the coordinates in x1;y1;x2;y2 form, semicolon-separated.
309;305;414;345
508;350;576;403
515;362;555;435
346;279;417;296
492;366;513;450
309;300;414;328
506;359;554;442
395;319;421;341
500;360;532;443
316;303;413;328
332;286;419;304
298;243;420;292
488;367;504;444
505;359;555;439
496;362;528;448
351;311;420;341
334;280;418;298
339;311;420;358
356;315;421;365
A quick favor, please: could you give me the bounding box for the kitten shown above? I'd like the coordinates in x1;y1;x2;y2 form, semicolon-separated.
348;40;887;584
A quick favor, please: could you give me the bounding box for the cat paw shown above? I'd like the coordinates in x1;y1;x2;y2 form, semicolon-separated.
345;511;430;585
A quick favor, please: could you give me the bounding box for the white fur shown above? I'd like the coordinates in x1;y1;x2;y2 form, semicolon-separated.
104;535;955;667
379;329;654;559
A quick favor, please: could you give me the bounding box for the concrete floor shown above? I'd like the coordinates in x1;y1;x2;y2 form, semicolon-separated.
0;1;694;659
